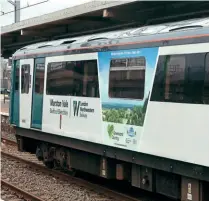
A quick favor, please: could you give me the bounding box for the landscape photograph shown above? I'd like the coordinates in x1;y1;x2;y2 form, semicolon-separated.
102;93;149;126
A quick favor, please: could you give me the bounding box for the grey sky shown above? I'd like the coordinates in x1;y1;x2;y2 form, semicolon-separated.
0;0;92;26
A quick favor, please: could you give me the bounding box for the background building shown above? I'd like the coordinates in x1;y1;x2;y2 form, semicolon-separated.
1;57;11;91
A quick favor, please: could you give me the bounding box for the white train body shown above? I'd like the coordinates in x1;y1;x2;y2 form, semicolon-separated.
10;17;209;200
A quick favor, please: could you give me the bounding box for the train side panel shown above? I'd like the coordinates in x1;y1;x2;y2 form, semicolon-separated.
40;47;160;151
10;21;209;201
98;47;159;151
42;53;103;144
12;43;209;169
141;42;209;167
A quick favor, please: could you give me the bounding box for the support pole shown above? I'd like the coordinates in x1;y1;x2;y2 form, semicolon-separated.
14;0;20;23
7;0;20;23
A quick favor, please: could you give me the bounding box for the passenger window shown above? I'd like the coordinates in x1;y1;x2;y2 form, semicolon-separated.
21;64;30;94
164;55;186;102
150;56;165;101
185;53;205;103
35;63;45;94
151;52;208;104
46;60;99;97
203;53;209;104
109;57;146;99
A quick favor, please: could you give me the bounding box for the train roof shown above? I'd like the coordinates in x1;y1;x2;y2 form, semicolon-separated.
13;17;209;57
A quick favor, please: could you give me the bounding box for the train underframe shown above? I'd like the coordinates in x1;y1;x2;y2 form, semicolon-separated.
15;128;209;201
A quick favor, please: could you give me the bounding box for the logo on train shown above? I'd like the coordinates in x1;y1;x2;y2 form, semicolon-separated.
73;101;80;116
127;127;136;137
72;100;94;118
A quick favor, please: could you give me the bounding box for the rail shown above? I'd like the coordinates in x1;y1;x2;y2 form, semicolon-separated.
1;151;139;201
1;115;140;201
1;112;16;135
1;180;45;201
1;137;17;146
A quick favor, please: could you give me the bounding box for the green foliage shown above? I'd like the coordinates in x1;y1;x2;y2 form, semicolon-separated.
107;124;114;138
103;106;144;126
103;95;150;126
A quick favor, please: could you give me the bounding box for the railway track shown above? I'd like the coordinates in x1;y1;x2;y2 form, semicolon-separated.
1;113;16;145
1;180;45;201
1;115;171;201
1;141;141;201
1;137;17;146
1;113;15;135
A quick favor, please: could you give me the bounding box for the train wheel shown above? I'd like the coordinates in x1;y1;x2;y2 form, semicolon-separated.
44;161;54;169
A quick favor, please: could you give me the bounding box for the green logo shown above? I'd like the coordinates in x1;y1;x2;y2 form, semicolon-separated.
73;101;80;116
107;124;114;139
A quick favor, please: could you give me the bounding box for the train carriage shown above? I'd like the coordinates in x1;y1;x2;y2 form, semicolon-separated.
10;17;209;201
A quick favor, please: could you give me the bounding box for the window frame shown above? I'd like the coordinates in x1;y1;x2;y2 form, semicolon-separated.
164;54;186;101
21;64;30;94
34;59;45;95
203;53;209;103
151;52;209;104
45;59;100;98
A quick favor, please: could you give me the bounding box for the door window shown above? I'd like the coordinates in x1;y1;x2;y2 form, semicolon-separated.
34;63;45;94
21;64;30;94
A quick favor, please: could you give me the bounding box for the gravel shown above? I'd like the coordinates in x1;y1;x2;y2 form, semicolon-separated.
1;131;16;142
1;145;114;201
1;114;16;142
1;144;43;165
1;185;25;201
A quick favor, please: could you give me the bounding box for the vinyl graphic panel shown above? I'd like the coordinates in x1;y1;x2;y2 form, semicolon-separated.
42;53;103;144
98;48;159;151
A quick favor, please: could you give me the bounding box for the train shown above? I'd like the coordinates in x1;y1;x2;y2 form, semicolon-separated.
10;17;209;201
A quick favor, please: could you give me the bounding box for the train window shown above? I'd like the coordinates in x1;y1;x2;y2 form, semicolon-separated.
150;56;165;101
203;53;209;104
151;55;186;102
109;57;146;99
34;62;45;94
151;52;209;104
15;61;20;91
164;55;186;102
21;64;30;94
46;60;99;97
184;53;205;103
